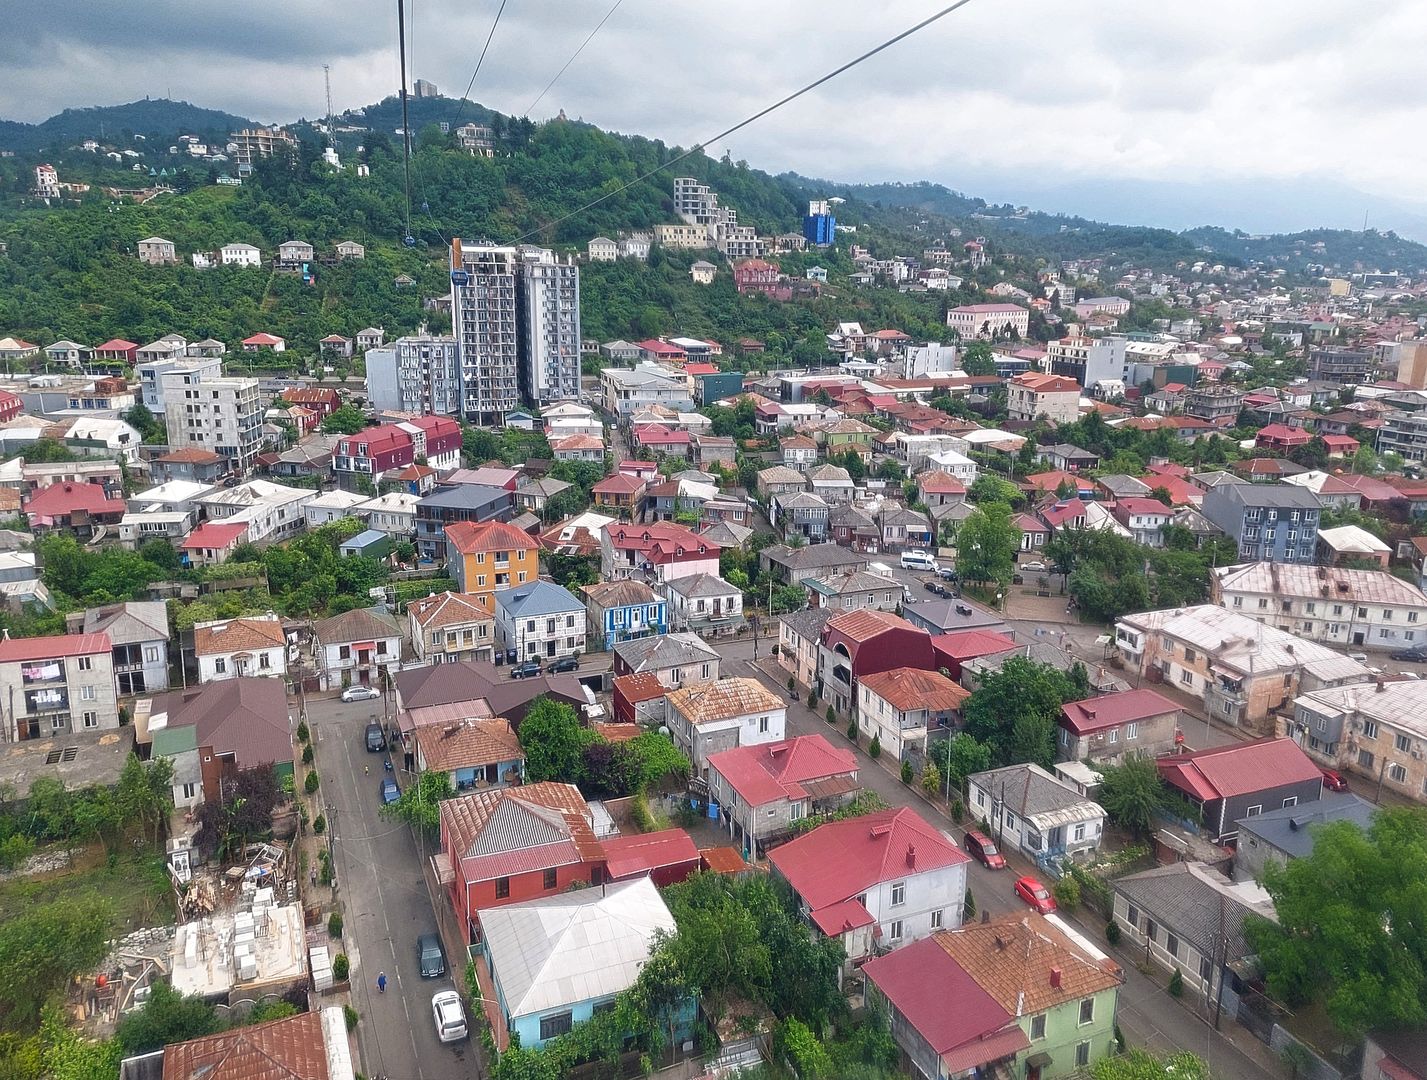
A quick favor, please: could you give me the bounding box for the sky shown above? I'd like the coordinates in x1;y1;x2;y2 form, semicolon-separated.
7;0;1427;236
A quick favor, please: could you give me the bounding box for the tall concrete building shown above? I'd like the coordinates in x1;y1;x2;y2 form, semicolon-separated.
1396;341;1427;390
161;370;264;474
517;247;581;407
365;335;461;414
137;355;222;415
450;241;520;425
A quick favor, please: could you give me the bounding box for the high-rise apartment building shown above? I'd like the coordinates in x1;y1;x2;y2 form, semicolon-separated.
450;241;520;425
161;370;264;474
517;248;581;407
365;335;462;414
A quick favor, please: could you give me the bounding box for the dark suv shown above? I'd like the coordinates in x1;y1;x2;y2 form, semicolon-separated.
510;659;543;679
364;723;385;752
549;656;580;674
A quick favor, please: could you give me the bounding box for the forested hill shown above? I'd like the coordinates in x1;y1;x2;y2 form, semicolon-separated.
1181;225;1427;275
0;99;254;153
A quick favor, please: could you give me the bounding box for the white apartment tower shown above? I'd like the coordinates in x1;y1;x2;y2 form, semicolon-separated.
160;371;264;473
365;335;461;414
517;248;582;406
450;240;520;425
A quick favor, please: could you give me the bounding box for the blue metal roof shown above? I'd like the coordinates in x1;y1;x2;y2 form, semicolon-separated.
495;579;584;618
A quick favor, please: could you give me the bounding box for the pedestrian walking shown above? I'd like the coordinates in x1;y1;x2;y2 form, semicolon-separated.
309;867;317;888
377;972;387;993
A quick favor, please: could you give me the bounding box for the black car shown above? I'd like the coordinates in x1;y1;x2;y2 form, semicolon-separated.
418;932;446;978
510;659;543;679
364;723;385;752
938;567;958;582
924;580;946;597
1391;644;1427;662
549;656;580;674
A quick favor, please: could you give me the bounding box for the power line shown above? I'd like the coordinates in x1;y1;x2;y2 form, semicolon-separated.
449;0;509;132
511;0;978;243
523;0;625;118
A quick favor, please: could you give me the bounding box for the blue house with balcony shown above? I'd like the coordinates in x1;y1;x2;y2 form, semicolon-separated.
476;876;697;1052
580;579;668;651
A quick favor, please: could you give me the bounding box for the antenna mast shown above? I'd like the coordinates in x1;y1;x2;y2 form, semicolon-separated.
323;64;335;148
396;0;414;244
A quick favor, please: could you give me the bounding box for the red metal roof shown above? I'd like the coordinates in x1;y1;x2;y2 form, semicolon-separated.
445;519;540;554
23;482;127;517
1060;689;1179;736
181;522;250;550
601;828;699;880
0;632;110;662
931;630;1018;663
768;807;968;914
593;473;645;494
242;332;284;346
810;897;875;935
1157;737;1321;802
707;734;857;807
863;936;1021;1058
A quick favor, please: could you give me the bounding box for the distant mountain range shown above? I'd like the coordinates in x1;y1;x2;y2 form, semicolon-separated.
6;96;1427;273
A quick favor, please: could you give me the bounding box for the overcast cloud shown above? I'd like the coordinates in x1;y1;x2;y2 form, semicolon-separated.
7;1;1427;231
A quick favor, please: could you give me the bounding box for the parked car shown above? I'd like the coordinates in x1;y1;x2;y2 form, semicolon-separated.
1391;644;1427;663
938;567;958;582
549;656;580;674
924;581;947;597
1014;875;1056;915
431;990;468;1043
417;933;446;977
1011;573;1025;586
1320;768;1349;793
379;777;400;805
1022;560;1048;572
342;685;381;703
510;659;543;679
364;723;385;752
963;829;1006;870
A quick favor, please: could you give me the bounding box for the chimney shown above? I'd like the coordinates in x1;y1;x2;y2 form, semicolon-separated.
1050;966;1062;989
906;843;916;868
1376;679;1386;692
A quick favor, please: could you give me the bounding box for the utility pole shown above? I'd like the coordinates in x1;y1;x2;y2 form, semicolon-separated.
395;0;413;241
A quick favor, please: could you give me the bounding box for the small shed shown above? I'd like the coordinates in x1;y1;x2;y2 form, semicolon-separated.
339;528;394;560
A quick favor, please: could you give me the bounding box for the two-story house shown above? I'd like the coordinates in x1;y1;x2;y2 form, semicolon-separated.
1156;737;1324;843
600;522;720;584
69;601;170;696
581;579;668;651
590;473;647;519
773;491;832;542
494;580;588;662
0;632;118;740
804;570;905;614
612;633;719;688
446;519;541;612
818;609;936;718
1200;483;1321;564
777;608;835;689
857;667;969;763
193;615;288;684
706;734;859;857
968;763;1106;865
1057;689;1181;764
408;591;496;664
769;807;970;969
1292;679;1427;805
413;717;524;793
665;677;787;774
663;572;744;635
1110;497;1172;547
334;424;415;485
312;607;403;691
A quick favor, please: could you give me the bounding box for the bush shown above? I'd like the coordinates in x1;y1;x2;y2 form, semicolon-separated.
301;744;314;765
846;719;857;743
1106;919;1122;945
868;734;882;759
825;705;836;725
296;721;310;743
1052;876;1081;911
807;688;818;709
0;833;35;871
343;1004;358;1030
950;799;965;823
777;1017;831;1080
787;675;795;694
327;911;343;938
332;953;350;981
304;771;320;794
313;814;326;835
1168;969;1184;997
963;890;976;923
900;760;913;784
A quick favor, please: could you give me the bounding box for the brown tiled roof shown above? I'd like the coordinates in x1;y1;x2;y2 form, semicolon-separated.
155;447;225;464
666;677;783;726
933;913;1122;1015
582;579;660;608
312;606;401;645
858;667;969;712
414;718;523;772
193;617;285;656
408;591;493;631
824;608;917;644
161;1011;327;1080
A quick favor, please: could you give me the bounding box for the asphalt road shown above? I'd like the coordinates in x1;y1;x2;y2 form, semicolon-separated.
306;692;476;1080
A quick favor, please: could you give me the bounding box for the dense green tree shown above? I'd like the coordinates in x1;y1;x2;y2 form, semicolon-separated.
1246;807;1427;1037
955;501;1020;586
115;982;220;1055
959;341;997;376
1095;756;1167;838
380;769;455;834
928;732;993;797
961;658;1081;767
519;698;598;783
0;897;114;1021
968;473;1022;507
320;404;368;434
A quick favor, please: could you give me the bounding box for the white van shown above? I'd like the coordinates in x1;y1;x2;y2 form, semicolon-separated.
900;550;938;572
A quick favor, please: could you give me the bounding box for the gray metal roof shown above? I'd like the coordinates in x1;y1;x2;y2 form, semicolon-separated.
1212;483;1322;510
480;876;677;1019
494;580;585;618
664;572;738;599
1113;862;1275;960
969;763;1103;827
778;607;835;644
1234;792;1375;861
614;631;718;671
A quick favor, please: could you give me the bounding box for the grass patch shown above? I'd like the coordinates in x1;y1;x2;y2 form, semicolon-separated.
0;846;172;931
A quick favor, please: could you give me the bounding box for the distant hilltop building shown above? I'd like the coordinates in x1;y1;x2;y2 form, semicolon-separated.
34;163;59;200
803;199;836;247
455;123;493;157
412;78;439;98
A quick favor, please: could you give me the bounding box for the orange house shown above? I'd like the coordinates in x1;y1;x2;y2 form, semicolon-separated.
445;519;541;612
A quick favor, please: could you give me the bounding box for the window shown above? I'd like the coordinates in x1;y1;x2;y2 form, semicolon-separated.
181;782;197;800
543;868;557;889
1389;763;1408;784
1079;998;1095;1025
1200;957;1213;983
888;920;903;941
539;1012;573;1041
890;882;906;907
1005;812;1017;830
495;877;510;899
759;716;770;734
1282;796;1298;809
930;909;943;929
144;646;159;663
215;658;227;674
1362;720;1379;739
1333;605;1343;616
1183;647;1196;663
1359;749;1375;769
1245;804;1263;817
1073;823;1086;842
259;654;270;670
1232;596;1243;607
1180;669;1192;686
1396;733;1412;753
1166;933;1180;958
82;712;97;728
1257;598;1269;610
1412;612;1421;624
77;656;92;671
1030;1014;1046;1040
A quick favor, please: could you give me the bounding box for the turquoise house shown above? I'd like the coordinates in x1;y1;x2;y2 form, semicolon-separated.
477;876;696;1051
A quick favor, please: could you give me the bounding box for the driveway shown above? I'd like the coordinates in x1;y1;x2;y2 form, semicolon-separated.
306;693;477;1080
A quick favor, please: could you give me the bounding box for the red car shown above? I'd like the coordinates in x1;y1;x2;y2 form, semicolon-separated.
1320;768;1349;793
963;829;1006;870
1015;875;1057;915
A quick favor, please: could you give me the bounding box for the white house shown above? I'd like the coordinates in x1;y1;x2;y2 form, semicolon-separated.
857;667;970;763
968;763;1106;863
354;490;419;535
927;448;979;483
220;242;262;267
587;236;618;262
312;607;403;691
303;489;369;527
193;614;288;684
662;572;744;634
494;580;588;663
665;677;786;774
196;479;316;544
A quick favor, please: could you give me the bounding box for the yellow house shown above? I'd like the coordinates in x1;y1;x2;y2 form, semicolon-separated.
444;519;541;613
